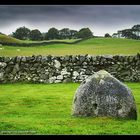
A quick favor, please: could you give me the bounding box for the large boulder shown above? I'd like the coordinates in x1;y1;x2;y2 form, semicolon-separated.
72;70;137;120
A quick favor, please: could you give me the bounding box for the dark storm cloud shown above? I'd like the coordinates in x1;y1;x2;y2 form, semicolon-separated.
0;5;140;35
0;5;84;27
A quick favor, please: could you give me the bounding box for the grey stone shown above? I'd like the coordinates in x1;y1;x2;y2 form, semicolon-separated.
72;70;137;120
73;71;79;77
63;78;71;83
21;57;26;62
4;57;11;63
0;62;7;68
16;56;21;63
83;62;87;66
61;68;71;76
33;63;39;68
83;65;87;69
54;60;61;69
72;56;76;63
64;56;69;61
79;75;88;80
57;75;63;80
85;69;91;75
36;55;42;62
92;56;97;61
32;77;39;82
40;74;49;80
49;76;56;83
79;56;85;62
39;79;44;83
86;54;91;61
0;72;4;79
54;80;62;83
12;63;20;74
73;66;80;71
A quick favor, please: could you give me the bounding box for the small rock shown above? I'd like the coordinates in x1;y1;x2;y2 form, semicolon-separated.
12;64;20;74
0;72;4;79
55;80;62;83
73;71;79;77
57;75;63;80
21;57;26;62
61;68;71;76
49;76;56;83
0;62;7;68
54;60;61;69
63;78;72;83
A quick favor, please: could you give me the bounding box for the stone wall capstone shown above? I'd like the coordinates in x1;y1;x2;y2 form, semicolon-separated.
0;54;140;83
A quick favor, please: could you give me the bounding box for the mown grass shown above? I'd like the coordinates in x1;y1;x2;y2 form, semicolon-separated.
0;82;140;135
0;38;140;56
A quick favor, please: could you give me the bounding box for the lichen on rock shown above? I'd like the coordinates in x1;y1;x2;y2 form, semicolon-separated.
72;70;137;120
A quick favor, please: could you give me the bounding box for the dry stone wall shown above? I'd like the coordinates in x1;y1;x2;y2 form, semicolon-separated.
0;54;140;83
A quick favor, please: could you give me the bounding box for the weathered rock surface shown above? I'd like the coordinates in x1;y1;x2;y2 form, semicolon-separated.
72;70;137;120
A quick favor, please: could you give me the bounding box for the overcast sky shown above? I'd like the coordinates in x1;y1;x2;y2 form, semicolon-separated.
0;5;140;36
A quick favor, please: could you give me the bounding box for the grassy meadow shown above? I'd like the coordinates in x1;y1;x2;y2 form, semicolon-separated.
0;38;140;56
0;83;140;135
0;36;140;135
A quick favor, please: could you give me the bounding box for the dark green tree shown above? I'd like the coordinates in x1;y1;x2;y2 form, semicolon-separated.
77;28;93;38
121;29;138;39
29;29;43;41
131;24;140;38
12;26;30;40
69;30;78;39
59;28;78;39
114;24;140;40
46;28;59;40
104;33;111;38
59;28;71;39
132;24;140;31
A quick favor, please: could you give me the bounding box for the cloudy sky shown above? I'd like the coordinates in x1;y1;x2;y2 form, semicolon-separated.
0;5;140;36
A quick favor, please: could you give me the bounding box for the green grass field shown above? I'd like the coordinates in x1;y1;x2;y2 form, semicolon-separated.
0;38;140;56
0;83;140;135
0;35;140;135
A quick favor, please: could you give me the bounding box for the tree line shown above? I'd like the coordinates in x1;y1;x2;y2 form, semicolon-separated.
11;26;93;41
112;24;140;39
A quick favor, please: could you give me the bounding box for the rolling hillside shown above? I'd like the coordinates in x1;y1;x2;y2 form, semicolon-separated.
0;34;81;46
0;34;23;44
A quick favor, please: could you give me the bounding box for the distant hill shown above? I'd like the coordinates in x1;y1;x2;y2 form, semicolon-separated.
0;34;86;46
0;34;23;44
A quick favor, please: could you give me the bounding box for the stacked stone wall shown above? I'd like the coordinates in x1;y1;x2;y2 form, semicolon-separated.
0;54;140;83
